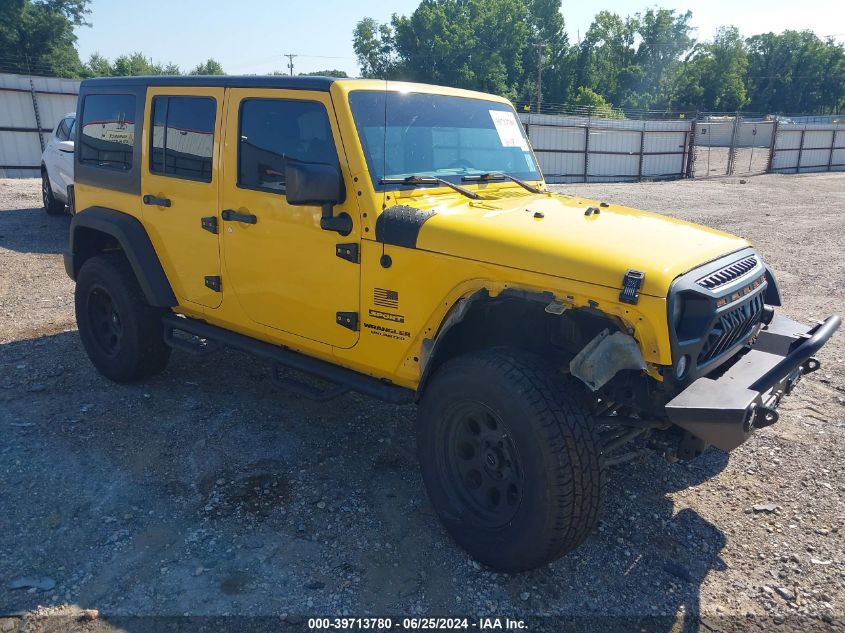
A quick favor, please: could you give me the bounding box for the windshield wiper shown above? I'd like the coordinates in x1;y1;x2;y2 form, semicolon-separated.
380;175;481;200
461;172;543;194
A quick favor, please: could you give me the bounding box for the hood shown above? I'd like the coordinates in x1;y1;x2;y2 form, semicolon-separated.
408;188;750;298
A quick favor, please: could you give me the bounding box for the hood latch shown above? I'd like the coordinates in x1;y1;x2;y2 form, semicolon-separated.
619;269;645;304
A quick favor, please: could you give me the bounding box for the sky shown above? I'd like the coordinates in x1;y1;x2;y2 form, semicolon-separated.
74;0;845;77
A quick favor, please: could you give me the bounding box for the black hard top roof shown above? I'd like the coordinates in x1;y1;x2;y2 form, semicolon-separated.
80;75;346;91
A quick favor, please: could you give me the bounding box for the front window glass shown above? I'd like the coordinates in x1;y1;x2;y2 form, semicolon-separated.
238;98;337;194
79;94;135;170
348;90;540;190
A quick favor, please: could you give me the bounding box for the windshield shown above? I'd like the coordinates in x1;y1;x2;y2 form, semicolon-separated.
348;90;541;191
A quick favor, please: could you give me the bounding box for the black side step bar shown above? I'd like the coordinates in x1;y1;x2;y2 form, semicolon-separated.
162;314;414;404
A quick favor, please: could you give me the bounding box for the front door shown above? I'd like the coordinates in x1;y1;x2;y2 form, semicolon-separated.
142;87;224;309
220;88;360;349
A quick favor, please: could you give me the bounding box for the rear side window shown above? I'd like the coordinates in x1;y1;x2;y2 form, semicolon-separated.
150;96;216;182
238;99;337;194
79;94;135;170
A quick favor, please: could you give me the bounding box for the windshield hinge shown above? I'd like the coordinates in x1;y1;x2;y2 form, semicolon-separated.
619;269;645;305
336;243;359;264
336;311;359;331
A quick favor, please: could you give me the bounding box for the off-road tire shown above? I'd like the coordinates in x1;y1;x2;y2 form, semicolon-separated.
42;169;65;215
417;348;605;572
75;254;171;382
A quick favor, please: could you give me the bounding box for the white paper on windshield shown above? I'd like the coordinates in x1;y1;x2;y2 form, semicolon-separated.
489;110;529;151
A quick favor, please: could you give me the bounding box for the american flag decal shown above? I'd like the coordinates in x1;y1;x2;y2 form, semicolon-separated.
373;288;399;309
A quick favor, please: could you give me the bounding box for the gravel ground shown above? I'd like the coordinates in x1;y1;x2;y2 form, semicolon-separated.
0;174;843;632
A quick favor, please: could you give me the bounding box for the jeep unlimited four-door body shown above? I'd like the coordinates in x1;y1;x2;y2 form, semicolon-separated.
65;76;839;571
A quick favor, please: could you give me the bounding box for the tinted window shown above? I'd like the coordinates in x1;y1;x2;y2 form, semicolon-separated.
79;94;135;170
238;99;337;193
56;117;71;141
67;117;76;141
150;96;216;182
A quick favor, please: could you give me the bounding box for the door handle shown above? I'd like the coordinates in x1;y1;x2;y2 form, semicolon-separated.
143;194;171;207
221;209;258;224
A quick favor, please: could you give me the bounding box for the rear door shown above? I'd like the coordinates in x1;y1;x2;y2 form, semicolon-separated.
141;87;224;309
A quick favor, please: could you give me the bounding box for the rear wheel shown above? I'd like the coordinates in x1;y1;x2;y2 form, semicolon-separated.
42;169;65;215
417;348;605;572
75;254;171;382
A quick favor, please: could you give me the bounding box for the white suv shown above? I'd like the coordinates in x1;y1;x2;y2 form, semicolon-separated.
41;112;76;215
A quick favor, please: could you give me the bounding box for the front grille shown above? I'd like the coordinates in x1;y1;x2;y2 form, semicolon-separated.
697;255;758;290
698;292;765;364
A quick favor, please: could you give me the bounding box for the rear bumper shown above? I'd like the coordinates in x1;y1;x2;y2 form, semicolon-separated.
665;313;840;451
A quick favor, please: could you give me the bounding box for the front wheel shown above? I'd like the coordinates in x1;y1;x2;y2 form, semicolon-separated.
417;349;605;572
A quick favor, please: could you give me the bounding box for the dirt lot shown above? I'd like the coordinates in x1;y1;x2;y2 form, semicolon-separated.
1;174;843;631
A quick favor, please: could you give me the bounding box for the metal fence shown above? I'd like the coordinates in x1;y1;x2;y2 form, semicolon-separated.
520;113;691;183
689;114;776;178
521;110;844;183
0;72;80;178
0;71;842;182
769;123;845;173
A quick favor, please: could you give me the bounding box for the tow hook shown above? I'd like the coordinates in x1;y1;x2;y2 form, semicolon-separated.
755;406;779;428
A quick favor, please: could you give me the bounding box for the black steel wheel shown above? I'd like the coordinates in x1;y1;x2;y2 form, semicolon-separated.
86;285;123;358
417;348;605;572
42;169;65;215
441;401;523;529
75;254;171;382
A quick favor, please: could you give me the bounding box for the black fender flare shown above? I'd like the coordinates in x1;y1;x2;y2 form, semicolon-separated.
65;206;177;307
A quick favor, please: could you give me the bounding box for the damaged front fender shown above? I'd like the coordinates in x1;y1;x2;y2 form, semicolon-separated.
569;329;647;391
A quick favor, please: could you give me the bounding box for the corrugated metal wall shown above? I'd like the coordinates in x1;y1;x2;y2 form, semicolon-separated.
770;124;845;173
0;73;80;178
519;113;692;184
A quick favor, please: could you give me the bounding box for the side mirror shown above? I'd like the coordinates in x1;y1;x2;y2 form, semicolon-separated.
58;140;75;153
285;160;352;235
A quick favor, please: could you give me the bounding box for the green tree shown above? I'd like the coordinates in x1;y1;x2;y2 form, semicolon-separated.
392;0;530;98
108;52;180;76
746;31;845;113
670;27;748;111
190;58;224;75
574;11;639;107
634;8;693;108
83;51;111;76
569;86;622;117
0;0;91;77
523;0;572;105
352;17;399;78
299;69;349;77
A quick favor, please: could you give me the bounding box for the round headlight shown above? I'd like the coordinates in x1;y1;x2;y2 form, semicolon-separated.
676;354;690;379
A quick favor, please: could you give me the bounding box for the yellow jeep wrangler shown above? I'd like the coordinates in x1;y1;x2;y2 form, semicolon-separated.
65;76;839;572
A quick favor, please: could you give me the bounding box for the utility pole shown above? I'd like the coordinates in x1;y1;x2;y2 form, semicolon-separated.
284;53;298;76
535;42;546;114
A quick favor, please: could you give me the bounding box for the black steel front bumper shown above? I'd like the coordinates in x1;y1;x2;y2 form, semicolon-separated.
665;313;840;452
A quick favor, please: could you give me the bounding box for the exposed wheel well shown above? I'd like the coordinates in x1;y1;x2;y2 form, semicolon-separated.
67;207;177;307
420;290;622;393
71;226;123;276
